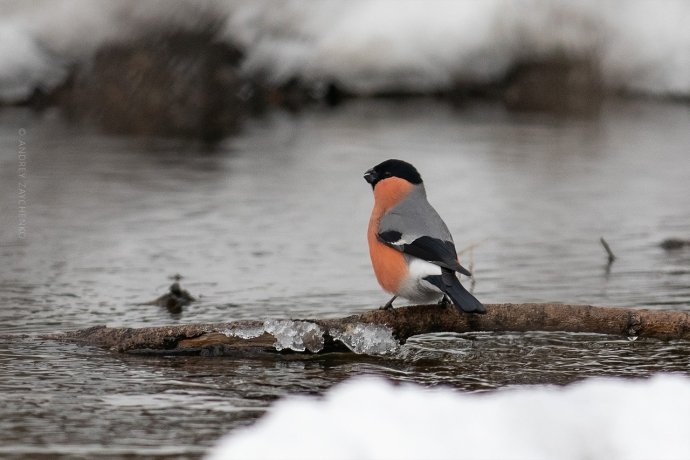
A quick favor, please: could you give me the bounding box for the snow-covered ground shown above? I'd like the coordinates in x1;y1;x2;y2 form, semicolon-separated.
1;0;690;102
207;374;690;460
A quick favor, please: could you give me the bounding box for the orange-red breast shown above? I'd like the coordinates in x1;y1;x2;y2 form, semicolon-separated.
364;159;485;313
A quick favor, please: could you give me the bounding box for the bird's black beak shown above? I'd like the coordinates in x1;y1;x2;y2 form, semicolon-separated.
363;168;378;185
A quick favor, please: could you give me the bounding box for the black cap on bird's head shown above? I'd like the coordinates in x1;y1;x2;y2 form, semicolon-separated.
363;159;423;188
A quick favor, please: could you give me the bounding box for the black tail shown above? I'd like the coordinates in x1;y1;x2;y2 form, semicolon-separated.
425;269;486;314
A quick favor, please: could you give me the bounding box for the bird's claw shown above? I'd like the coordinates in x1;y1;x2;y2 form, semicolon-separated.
438;295;452;308
380;295;397;310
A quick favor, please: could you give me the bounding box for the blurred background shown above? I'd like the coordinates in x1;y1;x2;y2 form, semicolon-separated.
1;1;689;458
1;0;690;132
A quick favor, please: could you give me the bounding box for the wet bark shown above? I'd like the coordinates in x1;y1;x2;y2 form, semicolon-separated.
51;303;690;356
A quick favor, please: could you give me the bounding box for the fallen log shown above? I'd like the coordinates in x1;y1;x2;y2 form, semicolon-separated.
50;303;690;356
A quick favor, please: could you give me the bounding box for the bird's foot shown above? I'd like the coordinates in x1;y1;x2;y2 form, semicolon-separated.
379;295;397;310
438;295;452;308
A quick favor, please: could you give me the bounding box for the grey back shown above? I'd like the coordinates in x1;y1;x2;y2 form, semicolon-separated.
379;185;454;244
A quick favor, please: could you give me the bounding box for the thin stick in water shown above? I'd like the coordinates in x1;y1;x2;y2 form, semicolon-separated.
600;237;616;264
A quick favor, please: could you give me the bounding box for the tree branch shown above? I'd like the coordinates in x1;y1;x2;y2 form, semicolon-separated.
50;303;690;356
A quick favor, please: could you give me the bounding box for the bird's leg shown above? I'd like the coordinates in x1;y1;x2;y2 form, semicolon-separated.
438;295;452;308
380;295;397;310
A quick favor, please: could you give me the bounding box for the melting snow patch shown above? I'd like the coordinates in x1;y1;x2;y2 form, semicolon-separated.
207;374;690;460
263;320;324;353
220;320;325;352
330;323;399;355
220;325;265;340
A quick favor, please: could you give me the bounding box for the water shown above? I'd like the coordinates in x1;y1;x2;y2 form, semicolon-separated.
1;99;689;458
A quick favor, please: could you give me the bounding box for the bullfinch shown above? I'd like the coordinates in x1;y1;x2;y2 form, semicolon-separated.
364;159;485;314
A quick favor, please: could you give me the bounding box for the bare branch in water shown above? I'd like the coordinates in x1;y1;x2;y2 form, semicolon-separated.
49;303;690;356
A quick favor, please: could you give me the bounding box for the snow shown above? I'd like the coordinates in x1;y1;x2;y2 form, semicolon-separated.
262;320;324;353
1;0;690;101
223;320;400;354
221;320;327;352
221;325;264;340
206;374;690;460
330;323;400;355
0;21;65;102
227;0;690;96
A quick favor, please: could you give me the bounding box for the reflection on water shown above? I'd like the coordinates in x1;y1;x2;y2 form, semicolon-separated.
1;100;689;458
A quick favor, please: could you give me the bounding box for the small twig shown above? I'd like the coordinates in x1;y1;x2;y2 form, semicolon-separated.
600;237;616;265
141;277;195;314
457;241;482;293
468;247;476;293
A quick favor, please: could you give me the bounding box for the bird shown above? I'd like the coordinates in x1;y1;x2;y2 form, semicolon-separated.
364;159;485;314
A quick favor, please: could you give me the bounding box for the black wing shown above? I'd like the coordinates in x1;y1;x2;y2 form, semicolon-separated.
377;233;472;277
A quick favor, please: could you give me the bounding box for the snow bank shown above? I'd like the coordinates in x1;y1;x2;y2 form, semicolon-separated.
1;0;690;101
0;0;223;102
225;0;690;96
206;374;690;460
